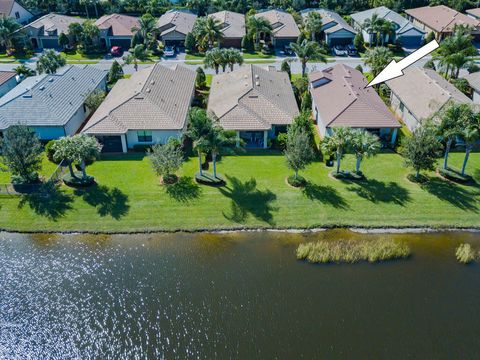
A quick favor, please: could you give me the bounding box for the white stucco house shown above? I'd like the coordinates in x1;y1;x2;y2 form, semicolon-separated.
82;63;196;153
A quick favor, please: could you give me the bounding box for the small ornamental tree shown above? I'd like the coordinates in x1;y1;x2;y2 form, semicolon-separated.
36;49;66;74
185;32;196;53
195;66;206;89
124;44;149;71
148;141;184;184
107;60;124;84
353;33;364;52
58;32;69;49
285;126;315;185
84;89;106;112
401;121;441;180
241;34;254;52
0;125;43;184
281;59;291;79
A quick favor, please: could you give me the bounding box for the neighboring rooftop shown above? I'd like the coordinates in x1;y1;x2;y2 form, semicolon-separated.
23;13;84;35
309;64;400;129
157;9;197;36
301;8;355;35
254;9;300;38
463;71;480;92
0;71;17;86
0;0;16;16
209;11;245;39
0;65;107;130
351;6;423;35
466;8;480;19
82;63;196;134
95;13;140;37
405;5;479;33
387;67;473;121
208;65;299;131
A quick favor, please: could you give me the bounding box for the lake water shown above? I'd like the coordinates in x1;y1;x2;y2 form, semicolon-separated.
0;230;479;359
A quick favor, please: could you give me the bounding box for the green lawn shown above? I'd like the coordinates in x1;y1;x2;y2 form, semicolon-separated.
0;151;479;232
61;50;106;61
242;51;275;59
185;53;205;60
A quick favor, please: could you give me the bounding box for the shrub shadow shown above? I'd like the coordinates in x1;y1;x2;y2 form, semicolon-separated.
421;177;479;212
165;176;201;203
219;176;277;225
302;183;349;209
345;179;411;206
74;184;130;219
18;184;73;221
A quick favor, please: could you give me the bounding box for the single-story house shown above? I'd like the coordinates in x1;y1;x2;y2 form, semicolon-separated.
95;13;140;49
254;9;300;48
22;13;84;49
157;9;197;46
466;8;480;20
387;67;473;131
309;64;401;145
351;6;424;48
463;72;480;103
82;63;196;153
0;0;32;25
208;64;299;148
0;65;107;140
0;71;18;97
208;11;245;48
405;5;480;41
301;8;356;46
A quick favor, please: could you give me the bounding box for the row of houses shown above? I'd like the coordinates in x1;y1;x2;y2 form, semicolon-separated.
1;59;479;152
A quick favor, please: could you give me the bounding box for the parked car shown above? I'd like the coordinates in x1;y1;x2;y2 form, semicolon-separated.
110;46;122;57
283;45;294;56
346;44;358;56
164;46;175;57
332;45;347;56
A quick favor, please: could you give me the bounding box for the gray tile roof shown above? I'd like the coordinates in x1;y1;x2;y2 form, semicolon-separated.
82;63;196;134
309;64;400;129
463;71;480;92
209;11;246;39
388;67;473;121
0;65;107;131
254;9;300;38
301;9;356;35
351;6;424;36
22;13;84;36
208;65;299;131
157;9;197;37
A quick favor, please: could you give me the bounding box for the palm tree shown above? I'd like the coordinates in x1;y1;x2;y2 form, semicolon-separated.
14;64;35;77
321;127;352;174
247;16;272;49
0;15;22;49
185;108;213;177
132;14;157;49
123;44;149;71
380;20;396;46
459;120;480;176
290;39;327;77
349;130;380;174
304;12;323;41
208;126;236;179
364;46;393;77
362;13;383;46
204;47;225;74
437;103;470;169
224;48;243;71
202;16;224;49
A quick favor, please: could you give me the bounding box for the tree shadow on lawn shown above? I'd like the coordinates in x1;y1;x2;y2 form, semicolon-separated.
302;183;349;209
18;184;74;221
74;184;130;219
219;176;277;225
345;179;411;206
164;176;201;203
421;177;479;212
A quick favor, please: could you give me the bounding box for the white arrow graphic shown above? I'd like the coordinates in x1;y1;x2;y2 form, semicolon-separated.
366;40;440;88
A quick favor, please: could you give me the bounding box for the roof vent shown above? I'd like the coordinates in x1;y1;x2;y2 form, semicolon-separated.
151;80;155;85
146;88;151;93
255;74;259;79
48;78;54;82
39;86;45;90
255;81;260;86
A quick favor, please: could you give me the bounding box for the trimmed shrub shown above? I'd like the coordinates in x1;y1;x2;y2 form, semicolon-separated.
45;140;61;164
287;175;306;187
456;243;475;264
132;144;152;152
63;172;95;187
296;238;411;264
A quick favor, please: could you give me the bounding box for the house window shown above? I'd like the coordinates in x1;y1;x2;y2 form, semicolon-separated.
137;131;152;143
15;12;20;19
399;102;405;112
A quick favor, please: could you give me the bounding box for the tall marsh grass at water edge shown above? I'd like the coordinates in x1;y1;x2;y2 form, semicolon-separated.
296;238;411;264
455;243;477;264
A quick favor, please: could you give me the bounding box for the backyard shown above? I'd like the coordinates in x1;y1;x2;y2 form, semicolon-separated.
0;150;479;232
